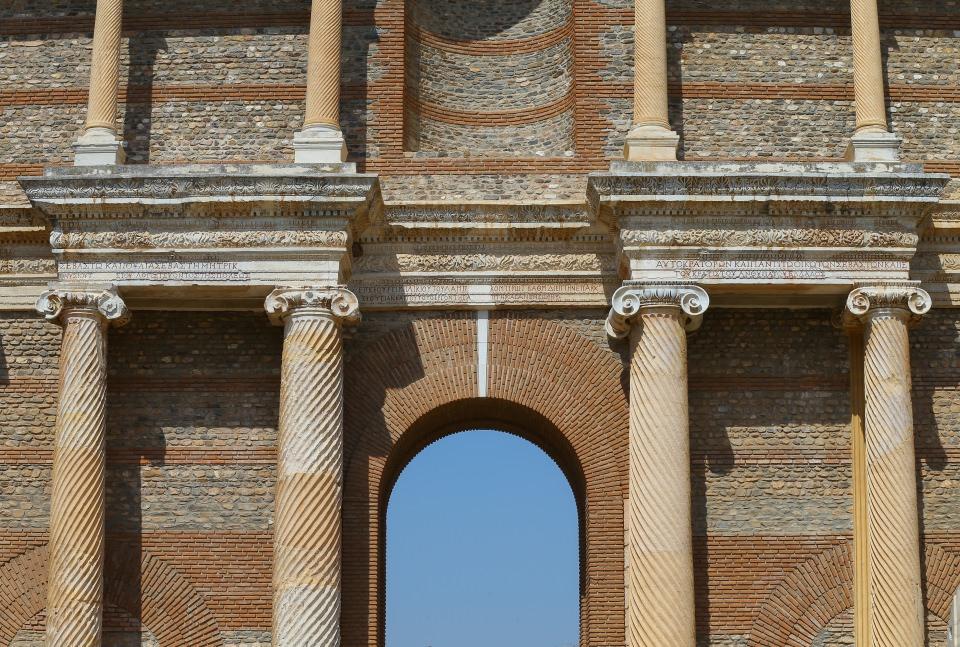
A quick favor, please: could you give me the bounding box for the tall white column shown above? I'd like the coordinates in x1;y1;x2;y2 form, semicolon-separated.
846;0;901;161
74;0;126;166
36;286;129;647
623;0;679;161
266;287;359;647
607;282;709;647
293;0;348;163
845;282;929;646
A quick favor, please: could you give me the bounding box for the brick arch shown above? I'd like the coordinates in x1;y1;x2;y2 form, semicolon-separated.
922;543;960;623
0;543;223;647
342;313;629;647
748;542;855;647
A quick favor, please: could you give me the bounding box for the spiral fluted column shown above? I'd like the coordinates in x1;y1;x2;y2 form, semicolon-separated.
607;282;709;647
846;0;900;161
35;286;129;647
74;0;125;165
266;287;360;647
623;0;679;161
293;0;348;163
845;282;929;647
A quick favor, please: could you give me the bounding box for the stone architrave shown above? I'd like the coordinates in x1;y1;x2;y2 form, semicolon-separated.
35;285;129;647
293;0;349;163
265;286;360;647
846;0;901;161
74;0;125;165
623;0;679;161
844;281;930;646
607;281;709;647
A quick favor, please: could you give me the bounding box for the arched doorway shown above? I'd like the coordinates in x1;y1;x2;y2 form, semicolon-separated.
386;429;580;647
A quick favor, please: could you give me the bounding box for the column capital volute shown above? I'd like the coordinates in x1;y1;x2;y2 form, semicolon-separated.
35;284;130;327
264;286;360;327
843;280;932;326
606;281;710;339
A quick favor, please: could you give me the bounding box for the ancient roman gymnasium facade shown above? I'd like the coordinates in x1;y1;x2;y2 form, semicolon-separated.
1;0;959;645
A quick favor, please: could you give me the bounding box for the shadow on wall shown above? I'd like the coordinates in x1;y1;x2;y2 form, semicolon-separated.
123;33;166;164
667;27;688;160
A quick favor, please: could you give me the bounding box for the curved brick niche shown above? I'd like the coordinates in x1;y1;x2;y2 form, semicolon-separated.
404;0;576;156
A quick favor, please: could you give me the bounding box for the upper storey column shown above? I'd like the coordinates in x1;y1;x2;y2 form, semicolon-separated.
623;0;679;161
266;287;360;647
846;0;901;161
74;0;126;166
606;281;709;647
293;0;349;164
35;286;129;647
844;281;929;646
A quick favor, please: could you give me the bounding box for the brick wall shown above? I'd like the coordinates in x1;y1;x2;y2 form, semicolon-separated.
0;307;959;644
2;0;959;201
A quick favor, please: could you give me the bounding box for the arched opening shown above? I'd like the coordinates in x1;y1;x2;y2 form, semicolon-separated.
384;424;582;647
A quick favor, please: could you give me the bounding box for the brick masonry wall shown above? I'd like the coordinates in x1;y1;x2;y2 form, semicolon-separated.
2;0;959;202
0;307;958;644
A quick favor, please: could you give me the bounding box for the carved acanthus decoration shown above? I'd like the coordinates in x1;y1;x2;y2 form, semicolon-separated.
845;281;932;323
265;287;360;326
353;253;609;274
606;282;710;339
51;230;350;250
620;227;918;249
0;259;56;275
35;286;130;327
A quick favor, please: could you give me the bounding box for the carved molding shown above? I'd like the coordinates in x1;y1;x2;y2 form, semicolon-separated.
265;286;360;326
51;229;350;250
620;226;918;249
606;282;710;339
845;281;932;323
353;252;609;274
35;285;129;327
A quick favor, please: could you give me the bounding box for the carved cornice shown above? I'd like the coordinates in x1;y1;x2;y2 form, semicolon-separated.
21;171;376;204
606;281;710;339
620;225;918;249
35;285;129;327
844;281;932;324
265;286;360;327
50;229;350;250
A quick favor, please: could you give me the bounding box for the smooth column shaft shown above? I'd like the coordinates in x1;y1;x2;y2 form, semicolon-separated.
84;0;124;132
46;311;108;647
627;309;696;647
632;0;670;129
862;311;924;646
303;0;342;128
850;0;888;132
273;310;345;647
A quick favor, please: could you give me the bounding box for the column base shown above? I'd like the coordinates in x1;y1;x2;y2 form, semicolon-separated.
623;124;680;162
73;127;125;166
845;129;902;162
293;125;349;164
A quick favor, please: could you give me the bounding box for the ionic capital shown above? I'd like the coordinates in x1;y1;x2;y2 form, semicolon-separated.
844;281;932;325
606;281;710;339
35;285;129;327
265;286;360;327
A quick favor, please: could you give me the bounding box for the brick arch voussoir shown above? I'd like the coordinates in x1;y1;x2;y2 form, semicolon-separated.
104;543;224;647
0;543;223;647
0;544;48;645
922;542;960;622
748;542;855;647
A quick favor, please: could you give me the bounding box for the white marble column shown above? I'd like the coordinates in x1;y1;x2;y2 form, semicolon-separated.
623;0;679;161
74;0;126;165
845;281;929;646
293;0;348;163
35;286;129;647
846;0;900;161
607;281;709;647
265;287;359;647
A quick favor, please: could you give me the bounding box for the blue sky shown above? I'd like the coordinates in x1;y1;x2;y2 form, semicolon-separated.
386;430;580;647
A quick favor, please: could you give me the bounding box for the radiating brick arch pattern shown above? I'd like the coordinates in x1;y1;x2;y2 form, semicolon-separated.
922;543;960;623
0;543;223;646
342;313;628;647
748;542;855;646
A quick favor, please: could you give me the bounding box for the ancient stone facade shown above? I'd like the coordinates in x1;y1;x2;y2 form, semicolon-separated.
0;0;959;646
